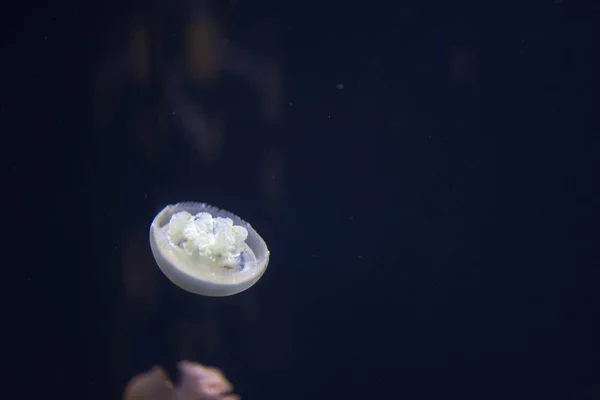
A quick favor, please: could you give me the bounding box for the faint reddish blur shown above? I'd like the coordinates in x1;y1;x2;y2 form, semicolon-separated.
124;361;240;400
93;0;282;164
92;0;290;395
447;47;479;89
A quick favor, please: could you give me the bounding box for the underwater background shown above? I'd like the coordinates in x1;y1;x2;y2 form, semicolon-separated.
19;0;599;399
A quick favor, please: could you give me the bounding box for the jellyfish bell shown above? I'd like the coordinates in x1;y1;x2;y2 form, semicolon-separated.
149;202;270;297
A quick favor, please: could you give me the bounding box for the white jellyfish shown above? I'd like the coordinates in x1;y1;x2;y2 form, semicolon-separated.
149;202;270;296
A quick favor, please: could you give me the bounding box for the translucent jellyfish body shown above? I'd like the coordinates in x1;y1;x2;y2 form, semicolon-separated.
149;202;270;296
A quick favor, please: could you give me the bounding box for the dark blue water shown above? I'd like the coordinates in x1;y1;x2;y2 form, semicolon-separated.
24;1;599;399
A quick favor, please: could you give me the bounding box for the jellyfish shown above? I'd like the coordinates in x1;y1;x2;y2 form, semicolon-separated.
149;202;270;297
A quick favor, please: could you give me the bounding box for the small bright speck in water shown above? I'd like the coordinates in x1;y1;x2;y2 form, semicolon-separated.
149;202;270;297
